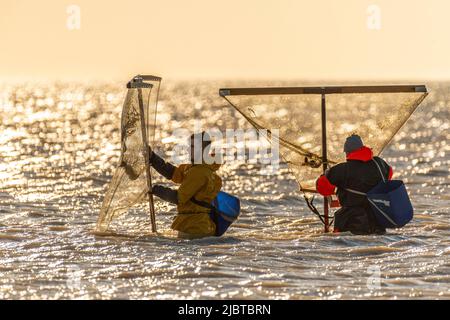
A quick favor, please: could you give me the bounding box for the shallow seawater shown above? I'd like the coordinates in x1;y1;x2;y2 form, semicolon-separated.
0;81;448;299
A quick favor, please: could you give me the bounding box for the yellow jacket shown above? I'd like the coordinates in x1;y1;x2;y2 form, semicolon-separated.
170;163;222;237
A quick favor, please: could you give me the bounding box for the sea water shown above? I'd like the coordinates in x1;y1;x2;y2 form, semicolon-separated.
0;81;448;299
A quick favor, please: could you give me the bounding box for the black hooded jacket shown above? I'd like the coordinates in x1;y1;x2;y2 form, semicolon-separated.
316;146;393;234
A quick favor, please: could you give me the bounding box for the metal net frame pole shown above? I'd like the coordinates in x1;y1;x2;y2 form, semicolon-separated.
137;87;157;233
321;93;329;232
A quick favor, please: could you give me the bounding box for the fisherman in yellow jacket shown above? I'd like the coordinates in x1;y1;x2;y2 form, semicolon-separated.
149;132;222;238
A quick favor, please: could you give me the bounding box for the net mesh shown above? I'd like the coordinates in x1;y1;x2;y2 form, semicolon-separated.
223;90;427;191
96;79;160;232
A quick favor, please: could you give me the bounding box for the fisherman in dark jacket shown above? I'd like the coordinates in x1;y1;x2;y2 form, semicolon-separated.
316;134;393;235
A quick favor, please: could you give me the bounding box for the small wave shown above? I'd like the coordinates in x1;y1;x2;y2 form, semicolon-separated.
347;246;406;255
0;234;25;241
48;226;69;231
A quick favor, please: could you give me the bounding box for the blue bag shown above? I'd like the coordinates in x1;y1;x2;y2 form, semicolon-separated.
210;191;241;236
191;191;241;236
346;159;413;228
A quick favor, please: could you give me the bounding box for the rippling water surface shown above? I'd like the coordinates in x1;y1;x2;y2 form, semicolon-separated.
0;81;448;299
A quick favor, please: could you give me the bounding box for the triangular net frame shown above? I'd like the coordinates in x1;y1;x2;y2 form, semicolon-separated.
96;75;161;232
220;85;428;231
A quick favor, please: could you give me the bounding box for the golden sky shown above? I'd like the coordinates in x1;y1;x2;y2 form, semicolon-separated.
1;0;449;81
